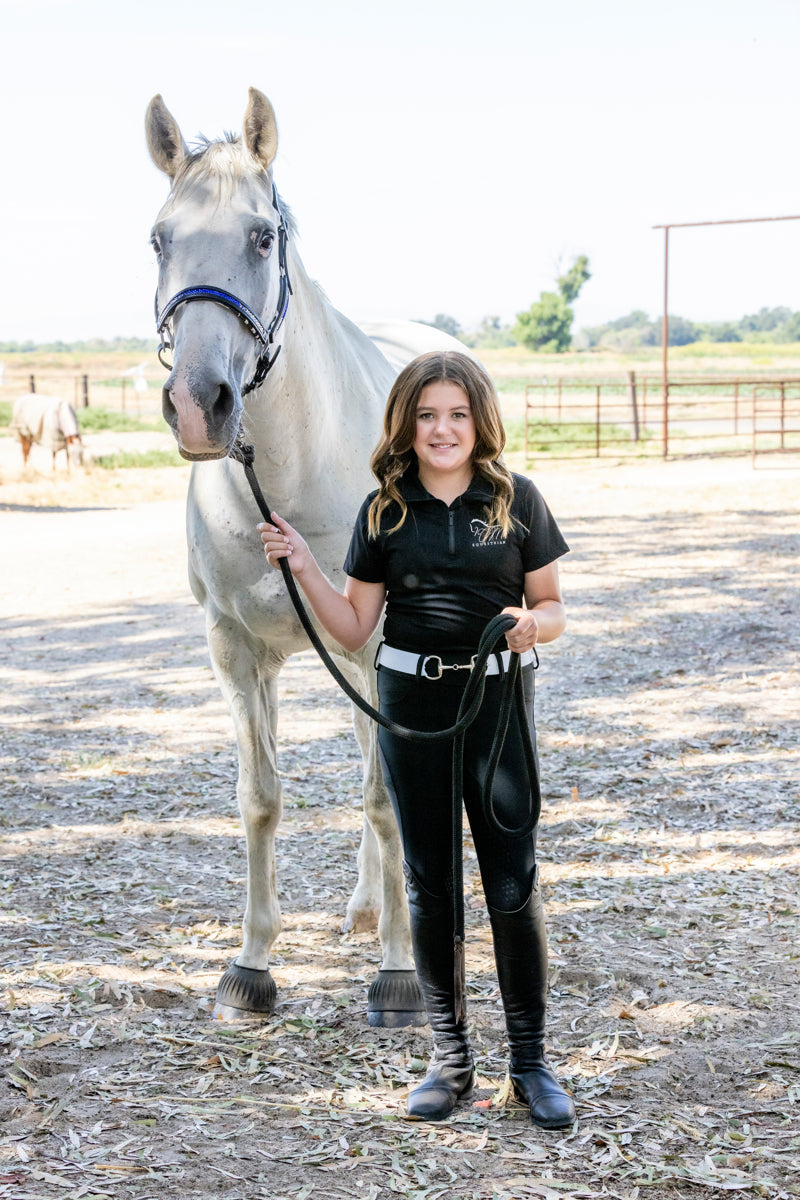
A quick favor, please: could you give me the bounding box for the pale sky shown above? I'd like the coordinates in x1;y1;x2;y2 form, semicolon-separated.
3;0;800;342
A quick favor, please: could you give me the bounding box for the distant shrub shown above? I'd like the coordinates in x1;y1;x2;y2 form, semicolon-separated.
578;304;800;349
461;316;517;350
415;314;462;338
0;336;157;354
91;450;184;469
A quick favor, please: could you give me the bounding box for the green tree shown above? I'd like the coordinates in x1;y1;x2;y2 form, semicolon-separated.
513;292;574;352
775;311;800;342
417;313;462;338
557;255;591;304
662;315;697;346
695;320;742;343
461;315;516;349
513;255;591;352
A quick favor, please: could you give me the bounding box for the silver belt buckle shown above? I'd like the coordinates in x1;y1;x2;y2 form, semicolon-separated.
421;654;478;679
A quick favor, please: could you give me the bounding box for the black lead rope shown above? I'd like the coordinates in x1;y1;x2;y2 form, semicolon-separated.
233;444;542;1022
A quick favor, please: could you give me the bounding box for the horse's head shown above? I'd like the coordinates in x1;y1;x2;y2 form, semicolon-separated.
146;89;288;460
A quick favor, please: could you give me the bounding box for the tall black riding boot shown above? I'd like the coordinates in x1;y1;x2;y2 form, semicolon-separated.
404;862;474;1120
488;870;575;1129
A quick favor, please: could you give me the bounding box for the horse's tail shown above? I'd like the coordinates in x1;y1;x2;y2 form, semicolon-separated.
57;400;81;440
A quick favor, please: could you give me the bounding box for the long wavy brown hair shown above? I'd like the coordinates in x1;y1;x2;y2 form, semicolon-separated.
367;351;515;538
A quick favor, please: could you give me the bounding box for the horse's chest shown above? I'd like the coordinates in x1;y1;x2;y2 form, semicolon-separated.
188;520;348;650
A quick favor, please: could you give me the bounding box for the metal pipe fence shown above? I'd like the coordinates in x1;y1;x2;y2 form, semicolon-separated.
4;369;799;468
524;374;800;465
0;371;164;419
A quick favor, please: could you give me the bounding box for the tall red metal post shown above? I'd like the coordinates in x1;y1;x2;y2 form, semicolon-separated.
661;226;670;458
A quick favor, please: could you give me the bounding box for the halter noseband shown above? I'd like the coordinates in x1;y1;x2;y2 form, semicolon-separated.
154;183;293;396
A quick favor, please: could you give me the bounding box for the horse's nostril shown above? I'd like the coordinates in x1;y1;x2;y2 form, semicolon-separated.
212;382;235;429
162;388;178;427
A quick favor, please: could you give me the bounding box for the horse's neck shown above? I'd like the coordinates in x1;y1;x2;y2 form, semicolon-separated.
242;254;392;512
280;254;391;409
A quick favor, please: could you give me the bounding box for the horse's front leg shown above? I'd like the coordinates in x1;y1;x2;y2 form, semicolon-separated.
340;655;426;1027
205;611;282;1019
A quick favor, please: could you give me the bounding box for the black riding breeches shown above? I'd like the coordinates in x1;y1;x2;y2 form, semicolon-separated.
376;664;539;913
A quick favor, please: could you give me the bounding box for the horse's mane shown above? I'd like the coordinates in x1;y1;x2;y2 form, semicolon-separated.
167;133;298;237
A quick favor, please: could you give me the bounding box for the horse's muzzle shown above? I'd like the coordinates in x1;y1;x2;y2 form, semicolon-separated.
176;445;233;462
163;373;242;460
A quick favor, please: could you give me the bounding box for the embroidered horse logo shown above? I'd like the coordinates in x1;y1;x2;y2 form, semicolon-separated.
470;518;505;545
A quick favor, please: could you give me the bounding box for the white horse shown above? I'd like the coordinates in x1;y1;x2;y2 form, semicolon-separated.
11;394;84;470
146;88;461;1024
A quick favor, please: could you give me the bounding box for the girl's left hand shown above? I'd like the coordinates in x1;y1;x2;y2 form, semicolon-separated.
501;606;539;653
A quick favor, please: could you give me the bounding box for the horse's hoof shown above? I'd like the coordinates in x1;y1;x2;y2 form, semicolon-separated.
212;961;276;1020
367;969;428;1028
341;903;380;934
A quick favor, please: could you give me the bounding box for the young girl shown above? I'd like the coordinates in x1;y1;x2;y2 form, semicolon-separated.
259;350;574;1128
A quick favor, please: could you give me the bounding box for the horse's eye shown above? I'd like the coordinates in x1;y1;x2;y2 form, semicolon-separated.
256;231;275;258
150;236;162;258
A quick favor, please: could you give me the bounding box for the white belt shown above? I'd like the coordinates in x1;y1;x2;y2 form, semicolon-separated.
375;643;534;680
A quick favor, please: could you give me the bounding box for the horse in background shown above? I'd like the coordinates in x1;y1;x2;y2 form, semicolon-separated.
146;87;464;1026
11;395;84;470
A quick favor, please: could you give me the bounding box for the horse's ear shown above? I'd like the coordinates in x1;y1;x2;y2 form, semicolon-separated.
243;87;278;170
145;94;188;180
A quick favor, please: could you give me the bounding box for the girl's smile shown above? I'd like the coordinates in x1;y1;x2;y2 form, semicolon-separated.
413;381;476;493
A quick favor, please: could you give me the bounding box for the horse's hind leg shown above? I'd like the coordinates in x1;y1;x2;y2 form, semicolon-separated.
205;612;283;1019
340;657;426;1027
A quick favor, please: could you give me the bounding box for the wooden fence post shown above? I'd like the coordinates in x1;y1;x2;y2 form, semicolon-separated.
733;380;739;435
627;371;639;442
662;382;670;458
780;382;786;450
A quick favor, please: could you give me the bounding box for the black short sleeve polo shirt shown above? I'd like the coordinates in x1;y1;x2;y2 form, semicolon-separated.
343;469;568;653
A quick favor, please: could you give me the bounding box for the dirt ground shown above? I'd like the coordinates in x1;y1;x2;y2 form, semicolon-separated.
1;436;799;1200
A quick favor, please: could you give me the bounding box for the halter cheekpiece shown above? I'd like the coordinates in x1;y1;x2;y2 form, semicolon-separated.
154;182;292;395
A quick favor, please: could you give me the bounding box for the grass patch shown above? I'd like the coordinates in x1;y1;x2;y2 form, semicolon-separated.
92;450;185;470
503;415;644;454
503;416;526;452
525;424;636;453
0;402;163;433
78;408;164;433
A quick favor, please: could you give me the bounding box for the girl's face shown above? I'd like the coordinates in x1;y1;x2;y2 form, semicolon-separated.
412;381;476;486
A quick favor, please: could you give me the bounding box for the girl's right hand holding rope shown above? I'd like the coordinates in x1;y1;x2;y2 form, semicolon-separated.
259;513;311;576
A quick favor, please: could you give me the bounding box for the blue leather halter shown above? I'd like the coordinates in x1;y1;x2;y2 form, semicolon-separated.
154;184;293;396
